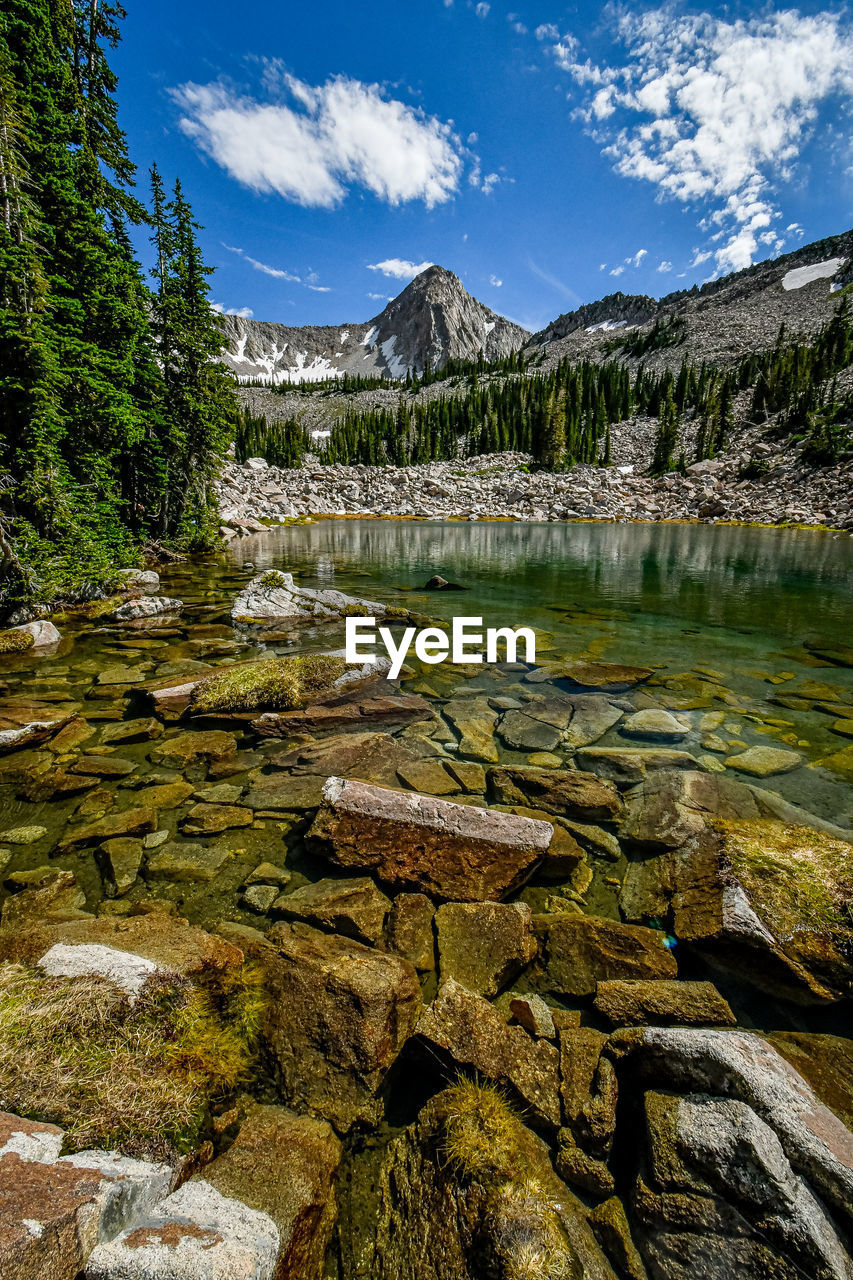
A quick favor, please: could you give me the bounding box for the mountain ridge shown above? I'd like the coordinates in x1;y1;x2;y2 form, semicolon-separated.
219;265;528;384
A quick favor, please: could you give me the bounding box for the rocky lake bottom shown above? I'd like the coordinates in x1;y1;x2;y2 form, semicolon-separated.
0;518;851;1279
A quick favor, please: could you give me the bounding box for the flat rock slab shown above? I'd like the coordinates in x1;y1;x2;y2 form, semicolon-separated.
272;877;391;944
253;694;432;736
488;765;623;821
497;710;562;753
593;978;736;1028
620;770;760;849
621;709;691;741
0;1111;172;1280
150;730;238;770
416;978;562;1128
435;902;538;996
308;776;553;902
270;731;427;789
725;746;803;776
145;842;233;884
38;942;160;997
535;914;678;998
576;747;698;784
231;572;390;622
57;806;158;852
243;775;326;813
181;803;253;835
100;717;163;745
526;660;653;691
251;922;420;1133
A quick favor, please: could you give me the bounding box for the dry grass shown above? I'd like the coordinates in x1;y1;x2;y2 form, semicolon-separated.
0;961;267;1161
441;1078;521;1182
190;654;348;714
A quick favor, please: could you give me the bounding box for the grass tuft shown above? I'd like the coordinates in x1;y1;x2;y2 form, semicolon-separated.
0;961;267;1161
190;654;348;714
0;630;34;654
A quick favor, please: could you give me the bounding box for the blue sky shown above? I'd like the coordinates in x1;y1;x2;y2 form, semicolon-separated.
115;1;853;332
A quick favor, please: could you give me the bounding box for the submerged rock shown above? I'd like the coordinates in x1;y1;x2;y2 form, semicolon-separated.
527;658;653;691
535;914;678;998
435;901;538;996
308;776;553;902
489;764;623;821
272;877;391;945
621;709;691;741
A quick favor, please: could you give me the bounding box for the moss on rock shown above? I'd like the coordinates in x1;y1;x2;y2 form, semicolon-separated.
0;629;34;654
190;654;348;715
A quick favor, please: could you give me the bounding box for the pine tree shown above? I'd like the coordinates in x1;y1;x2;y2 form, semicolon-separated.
651;385;679;475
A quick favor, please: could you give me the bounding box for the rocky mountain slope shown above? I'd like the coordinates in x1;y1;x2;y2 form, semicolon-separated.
530;228;852;372
219;266;528;384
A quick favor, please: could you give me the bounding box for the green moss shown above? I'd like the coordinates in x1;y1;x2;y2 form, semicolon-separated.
0;629;34;654
714;819;853;939
190;654;348;714
0;961;267;1161
259;570;290;589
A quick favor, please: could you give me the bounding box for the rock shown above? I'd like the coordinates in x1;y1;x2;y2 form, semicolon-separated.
96;838;143;897
0;1112;173;1280
813;743;853;783
147;679;197;719
535;914;678;998
270;730;426;788
621;708;691;740
616;1026;853;1230
416;979;562;1128
0;825;46;845
528;659;653;691
559;1026;618;1155
9;619;62;648
488;764;623;820
726;745;803;776
554;1129;615;1197
620;769;759;848
0;872;86;933
192;782;244;805
85;1180;279;1280
509;993;556;1038
273;877;391;944
252;922;420;1132
496;709;562;752
181;803;253;835
636;1088;853;1280
442;697;499;762
593;979;736;1027
57;806;158;852
68;754;137;778
110;596;183;621
395;758;461;796
435;902;537;996
244;773;326;813
145;842;233;883
136;779;194;809
232;571;390;622
424;574;466;590
253;693;431;736
308;776;552;902
4;866;67;893
768;1033;853;1131
384;893;436;971
116;569;160;591
563;696;625;748
245;862;291;887
99;717;163;745
0;716;75;756
589;1197;649;1280
150;730;237;770
95;665;146;686
577;747;698;783
242;885;279;913
38;942;161;998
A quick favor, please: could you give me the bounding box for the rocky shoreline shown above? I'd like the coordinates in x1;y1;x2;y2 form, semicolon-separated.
216;443;853;533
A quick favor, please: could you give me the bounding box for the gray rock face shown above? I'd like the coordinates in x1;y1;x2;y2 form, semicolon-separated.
231;571;390;622
110;596;183;622
218;265;528;385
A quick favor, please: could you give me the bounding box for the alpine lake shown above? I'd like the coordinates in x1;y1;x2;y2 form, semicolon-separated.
1;518;851;934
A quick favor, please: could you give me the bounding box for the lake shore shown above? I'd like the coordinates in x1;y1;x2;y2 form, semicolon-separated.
216;448;853;535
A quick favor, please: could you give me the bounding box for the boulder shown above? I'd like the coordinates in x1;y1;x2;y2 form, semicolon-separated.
251;922;420;1133
416;979;562;1128
96;838;143;898
231;571;390;622
621;709;690;741
620;769;759;849
9;619;61;648
488;764;623;820
0;1112;173;1280
145;842;233;884
562;696;624;748
110;596;183;621
435;902;537;996
577;747;698;784
496;709;562;752
535;914;677;998
614;1026;853;1231
149;730;237;770
559;1027;618;1156
593;979;736;1028
308;776;552;902
725;745;803;777
508;993;556;1037
527;659;653;691
272;877;391;944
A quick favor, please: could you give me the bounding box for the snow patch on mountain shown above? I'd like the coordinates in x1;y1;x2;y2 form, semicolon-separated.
782;258;846;291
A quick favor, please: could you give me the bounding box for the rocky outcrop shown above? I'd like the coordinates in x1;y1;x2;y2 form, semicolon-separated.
308;776;553;901
231;571;392;623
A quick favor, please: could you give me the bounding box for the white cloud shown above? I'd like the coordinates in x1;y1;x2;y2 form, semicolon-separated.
489;274;503;286
172;71;464;209
211;302;253;318
536;23;559;41
609;265;625;277
657;260;673;273
551;8;853;273
223;244;330;292
475;2;490;16
368;291;394;301
367;258;435;280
